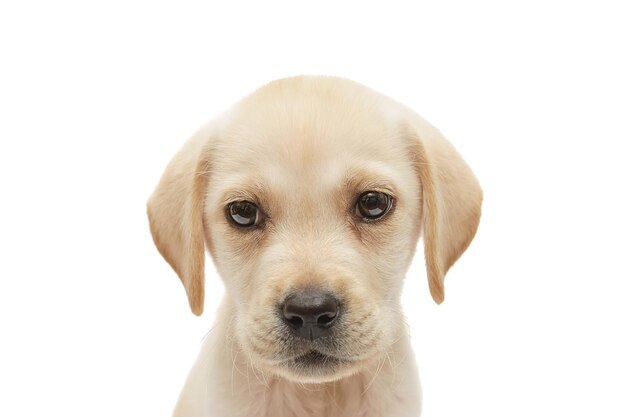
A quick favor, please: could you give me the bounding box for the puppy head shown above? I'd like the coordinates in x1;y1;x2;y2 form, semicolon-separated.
147;76;482;382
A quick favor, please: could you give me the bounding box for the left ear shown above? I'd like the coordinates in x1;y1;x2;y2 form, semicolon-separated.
147;129;211;316
409;114;483;304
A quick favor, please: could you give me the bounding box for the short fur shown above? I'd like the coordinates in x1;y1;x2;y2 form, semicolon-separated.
147;76;482;417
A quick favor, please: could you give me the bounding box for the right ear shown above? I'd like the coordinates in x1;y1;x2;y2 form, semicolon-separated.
147;128;211;316
409;115;482;305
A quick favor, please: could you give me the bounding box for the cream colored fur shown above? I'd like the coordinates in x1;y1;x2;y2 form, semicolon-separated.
147;76;482;417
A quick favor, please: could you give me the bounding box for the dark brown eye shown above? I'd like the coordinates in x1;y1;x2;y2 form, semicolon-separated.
227;201;262;227
356;191;393;221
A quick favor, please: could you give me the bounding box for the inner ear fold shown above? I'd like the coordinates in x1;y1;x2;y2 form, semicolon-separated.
411;117;483;304
147;130;211;316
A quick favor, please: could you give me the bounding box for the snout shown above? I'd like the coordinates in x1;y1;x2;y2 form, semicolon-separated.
243;283;387;382
280;289;340;341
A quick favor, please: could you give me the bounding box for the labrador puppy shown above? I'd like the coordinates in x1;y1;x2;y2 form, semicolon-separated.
147;76;482;417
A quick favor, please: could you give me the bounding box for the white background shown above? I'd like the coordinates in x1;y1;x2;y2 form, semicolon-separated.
1;1;625;416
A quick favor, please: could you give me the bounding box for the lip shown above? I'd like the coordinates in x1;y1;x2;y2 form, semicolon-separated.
290;350;346;367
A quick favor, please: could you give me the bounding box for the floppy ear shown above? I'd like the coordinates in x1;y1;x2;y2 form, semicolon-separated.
411;116;483;304
147;129;210;316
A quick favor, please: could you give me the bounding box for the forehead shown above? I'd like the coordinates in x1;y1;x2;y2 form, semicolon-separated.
208;78;414;194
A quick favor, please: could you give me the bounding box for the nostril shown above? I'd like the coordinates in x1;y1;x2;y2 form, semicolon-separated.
285;315;304;328
317;312;336;327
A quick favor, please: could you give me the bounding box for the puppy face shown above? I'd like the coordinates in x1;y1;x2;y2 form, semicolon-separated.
205;82;422;381
148;76;482;383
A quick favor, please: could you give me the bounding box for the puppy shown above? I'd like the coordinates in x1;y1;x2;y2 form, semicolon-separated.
147;76;482;417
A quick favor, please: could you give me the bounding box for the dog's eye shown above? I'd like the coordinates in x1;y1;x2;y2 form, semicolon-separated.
227;201;262;227
356;191;393;221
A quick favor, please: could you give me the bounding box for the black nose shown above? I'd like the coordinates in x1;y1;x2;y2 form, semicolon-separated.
281;290;340;341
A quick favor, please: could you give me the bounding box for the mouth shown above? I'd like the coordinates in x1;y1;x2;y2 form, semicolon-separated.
291;350;345;367
270;349;364;382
